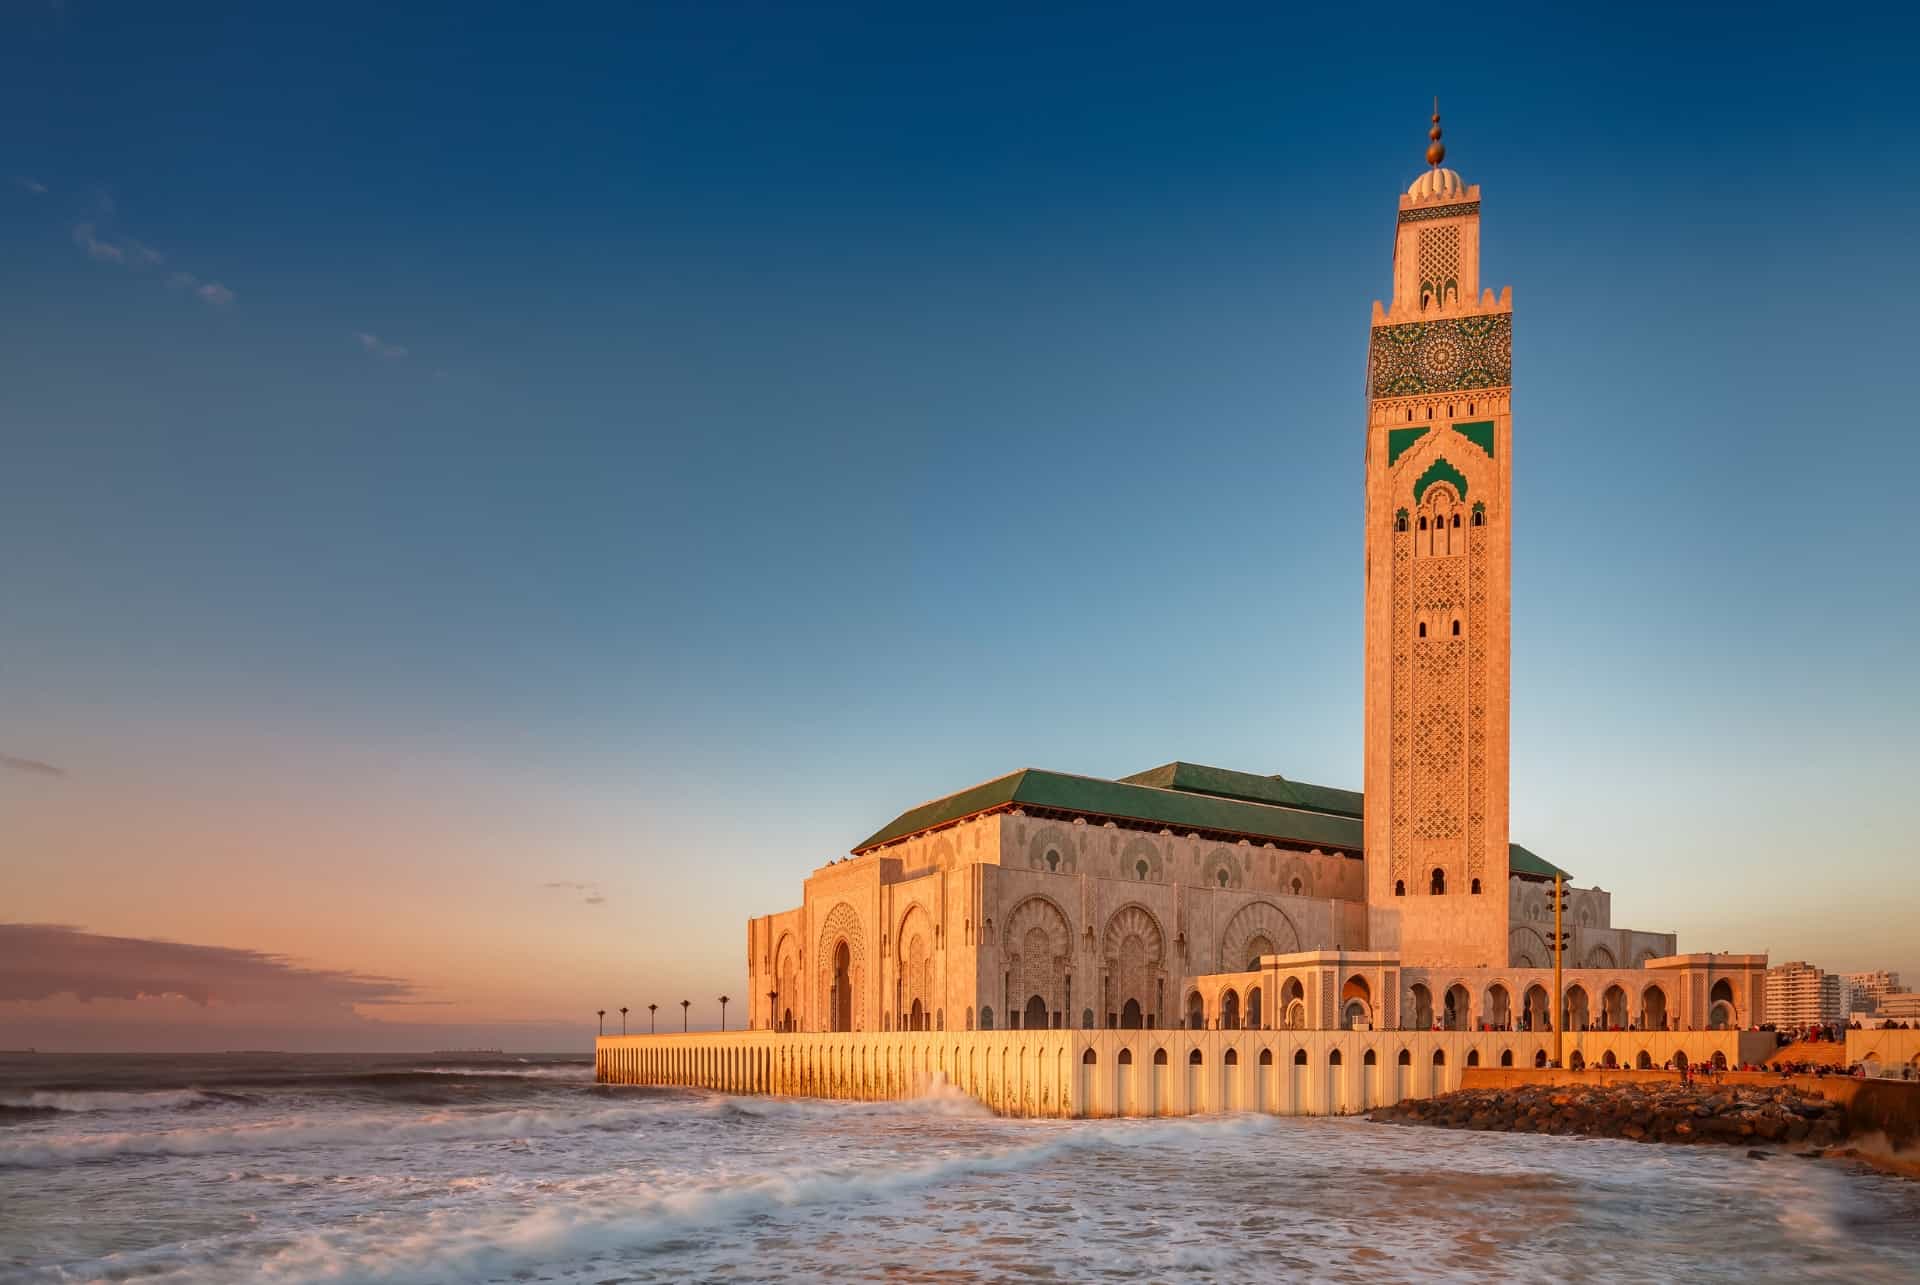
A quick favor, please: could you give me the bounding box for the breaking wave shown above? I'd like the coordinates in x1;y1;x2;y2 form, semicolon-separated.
187;1114;1277;1283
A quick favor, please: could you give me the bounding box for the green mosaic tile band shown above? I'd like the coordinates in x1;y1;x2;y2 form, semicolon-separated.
1398;201;1479;224
1368;313;1512;397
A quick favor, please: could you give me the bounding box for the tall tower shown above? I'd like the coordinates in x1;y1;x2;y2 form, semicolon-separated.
1363;108;1513;967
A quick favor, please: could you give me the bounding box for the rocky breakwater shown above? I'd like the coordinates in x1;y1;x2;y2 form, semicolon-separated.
1369;1081;1851;1148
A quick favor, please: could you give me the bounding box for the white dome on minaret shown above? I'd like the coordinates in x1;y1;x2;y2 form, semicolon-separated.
1407;167;1466;202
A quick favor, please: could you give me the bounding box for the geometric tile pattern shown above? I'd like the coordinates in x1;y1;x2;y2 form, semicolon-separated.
1370;313;1513;397
1398;200;1479;225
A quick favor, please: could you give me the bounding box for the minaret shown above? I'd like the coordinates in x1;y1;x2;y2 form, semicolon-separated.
1362;106;1514;967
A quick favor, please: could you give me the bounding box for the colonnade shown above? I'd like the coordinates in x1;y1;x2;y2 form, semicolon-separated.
595;1028;1762;1118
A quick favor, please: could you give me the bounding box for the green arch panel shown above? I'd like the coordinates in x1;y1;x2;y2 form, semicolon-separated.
1413;456;1468;504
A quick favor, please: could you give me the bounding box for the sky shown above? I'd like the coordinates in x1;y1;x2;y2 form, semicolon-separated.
3;2;1917;1051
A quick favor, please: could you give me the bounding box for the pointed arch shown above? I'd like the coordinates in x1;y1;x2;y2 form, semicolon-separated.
1218;900;1302;973
816;901;866;1033
1412;455;1469;504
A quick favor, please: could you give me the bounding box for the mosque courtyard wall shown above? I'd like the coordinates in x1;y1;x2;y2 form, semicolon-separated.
595;1027;1768;1119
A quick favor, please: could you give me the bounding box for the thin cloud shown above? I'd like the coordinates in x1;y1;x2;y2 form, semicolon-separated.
0;924;419;1010
0;753;64;777
15;177;47;195
541;881;606;907
73;222;124;263
355;331;408;360
196;281;234;306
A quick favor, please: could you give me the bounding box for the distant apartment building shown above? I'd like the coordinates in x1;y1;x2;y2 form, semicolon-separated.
1878;991;1920;1021
1765;961;1845;1027
1843;971;1902;1014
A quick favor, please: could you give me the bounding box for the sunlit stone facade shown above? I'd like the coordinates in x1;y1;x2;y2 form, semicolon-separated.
599;125;1771;1114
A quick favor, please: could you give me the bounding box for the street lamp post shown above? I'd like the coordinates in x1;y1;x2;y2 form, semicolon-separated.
620;1006;628;1035
719;995;730;1031
597;1009;606;1037
648;1003;657;1034
681;999;690;1032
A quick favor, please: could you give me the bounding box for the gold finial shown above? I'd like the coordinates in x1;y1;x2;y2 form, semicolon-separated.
1426;97;1445;167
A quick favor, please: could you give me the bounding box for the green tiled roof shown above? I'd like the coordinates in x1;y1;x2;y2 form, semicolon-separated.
851;760;1573;882
1508;842;1570;881
1118;762;1363;819
853;767;1364;855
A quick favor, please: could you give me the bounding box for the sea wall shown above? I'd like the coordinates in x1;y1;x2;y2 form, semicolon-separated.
594;1028;1755;1119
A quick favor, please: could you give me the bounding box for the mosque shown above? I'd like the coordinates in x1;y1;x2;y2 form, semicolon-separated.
596;115;1772;1115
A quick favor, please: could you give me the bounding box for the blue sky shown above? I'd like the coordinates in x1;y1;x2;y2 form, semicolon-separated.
3;2;1917;1045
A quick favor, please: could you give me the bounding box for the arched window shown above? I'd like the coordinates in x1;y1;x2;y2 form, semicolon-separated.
1430;868;1446;895
1418;622;1428;638
1082;1048;1097;1065
1469;878;1481;895
1216;868;1229;887
1081;1008;1094;1029
980;1005;994;1031
1450;514;1460;528
1293;1049;1307;1065
1451;620;1461;636
1394;879;1405;897
1135;860;1149;880
1290;877;1303;896
1395;514;1409;532
1419;516;1429;531
1045;849;1059;871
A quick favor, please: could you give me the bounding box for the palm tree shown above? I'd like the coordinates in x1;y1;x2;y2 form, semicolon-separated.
596;1009;605;1036
648;1003;657;1034
680;999;690;1032
719;995;730;1031
619;1006;628;1035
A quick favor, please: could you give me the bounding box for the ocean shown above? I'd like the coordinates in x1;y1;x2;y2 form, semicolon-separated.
2;1051;1916;1283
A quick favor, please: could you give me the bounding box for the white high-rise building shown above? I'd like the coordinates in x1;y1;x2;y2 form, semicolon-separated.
1765;961;1844;1027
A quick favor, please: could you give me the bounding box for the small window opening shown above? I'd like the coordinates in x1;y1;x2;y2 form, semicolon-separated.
1450;620;1460;636
1216;869;1229;887
1395;514;1408;532
1450;514;1460;528
1430;868;1446;895
1418;622;1427;638
1135;860;1149;880
1472;510;1485;527
1470;878;1482;895
1045;850;1059;871
1394;880;1405;897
